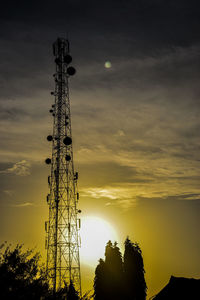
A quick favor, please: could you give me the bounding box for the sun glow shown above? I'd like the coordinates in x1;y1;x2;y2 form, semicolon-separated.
80;216;118;267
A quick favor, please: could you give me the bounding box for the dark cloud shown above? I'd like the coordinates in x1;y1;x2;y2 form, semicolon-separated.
1;1;200;50
137;193;200;202
77;161;153;187
0;0;199;109
0;107;28;121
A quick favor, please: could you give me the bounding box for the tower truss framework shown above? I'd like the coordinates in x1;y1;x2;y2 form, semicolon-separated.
45;38;81;294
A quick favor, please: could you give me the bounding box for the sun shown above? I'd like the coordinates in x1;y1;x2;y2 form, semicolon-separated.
80;216;118;267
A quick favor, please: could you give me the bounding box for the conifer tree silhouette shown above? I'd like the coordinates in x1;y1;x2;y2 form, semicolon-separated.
124;237;147;300
94;238;147;300
94;258;107;300
105;241;123;300
94;241;124;300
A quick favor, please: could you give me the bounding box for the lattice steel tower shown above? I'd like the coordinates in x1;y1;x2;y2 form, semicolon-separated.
45;38;81;294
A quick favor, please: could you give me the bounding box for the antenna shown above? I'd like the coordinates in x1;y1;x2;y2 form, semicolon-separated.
45;38;81;295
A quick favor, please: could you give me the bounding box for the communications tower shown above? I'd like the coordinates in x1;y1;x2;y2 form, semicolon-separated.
45;38;81;294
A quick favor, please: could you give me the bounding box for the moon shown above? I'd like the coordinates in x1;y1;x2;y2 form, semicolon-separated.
80;216;118;266
104;61;112;68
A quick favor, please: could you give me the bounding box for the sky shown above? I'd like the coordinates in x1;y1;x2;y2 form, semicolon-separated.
0;0;200;298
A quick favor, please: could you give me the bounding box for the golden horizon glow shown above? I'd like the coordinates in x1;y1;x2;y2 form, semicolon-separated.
80;216;118;267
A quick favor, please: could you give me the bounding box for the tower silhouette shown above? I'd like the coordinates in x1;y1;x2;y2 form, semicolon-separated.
45;38;81;294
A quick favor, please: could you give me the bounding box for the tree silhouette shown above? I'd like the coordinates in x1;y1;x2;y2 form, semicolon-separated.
0;243;50;299
94;241;124;300
94;258;107;300
0;243;83;300
94;238;147;300
105;241;123;300
124;237;147;300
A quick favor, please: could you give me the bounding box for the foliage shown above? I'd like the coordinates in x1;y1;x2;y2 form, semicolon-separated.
94;240;124;300
124;237;147;300
94;238;147;300
0;242;50;299
0;243;83;300
94;258;106;300
105;241;123;300
0;238;146;300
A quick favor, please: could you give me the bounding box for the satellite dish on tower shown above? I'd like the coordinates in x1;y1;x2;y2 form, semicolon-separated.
47;135;53;142
64;55;72;64
63;136;72;145
45;158;51;164
67;66;76;76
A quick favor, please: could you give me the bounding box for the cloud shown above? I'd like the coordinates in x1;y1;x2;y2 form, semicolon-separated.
114;130;125;137
3;190;14;196
81;186;138;210
0;160;31;176
0;2;199;219
11;202;34;207
81;185;200;211
83;188;119;200
116;199;136;210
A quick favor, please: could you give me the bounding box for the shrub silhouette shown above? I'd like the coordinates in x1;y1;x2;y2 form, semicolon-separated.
0;243;80;300
0;243;50;299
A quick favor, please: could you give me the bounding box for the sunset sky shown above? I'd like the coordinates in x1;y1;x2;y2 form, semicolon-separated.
0;0;200;298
